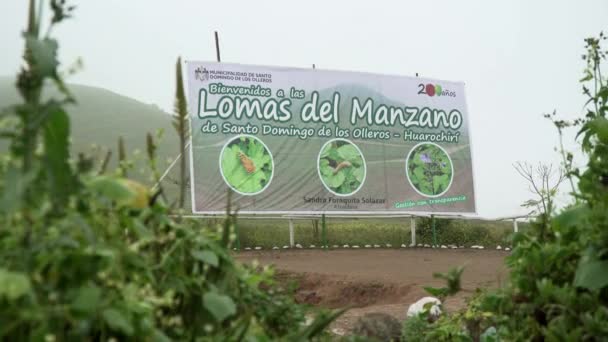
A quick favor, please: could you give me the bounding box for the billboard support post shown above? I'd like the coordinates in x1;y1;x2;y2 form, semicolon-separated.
321;214;327;249
410;217;416;246
289;219;295;247
513;219;519;233
432;215;437;247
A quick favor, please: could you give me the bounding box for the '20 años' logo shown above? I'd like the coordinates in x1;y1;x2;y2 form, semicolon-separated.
417;83;456;97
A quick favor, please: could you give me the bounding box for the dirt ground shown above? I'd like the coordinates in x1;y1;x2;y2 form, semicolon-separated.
236;248;508;335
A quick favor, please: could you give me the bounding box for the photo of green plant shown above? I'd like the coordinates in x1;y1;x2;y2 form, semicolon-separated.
318;139;366;195
220;135;273;194
406;143;453;197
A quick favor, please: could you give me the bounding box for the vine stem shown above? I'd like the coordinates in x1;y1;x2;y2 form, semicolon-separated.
557;127;577;196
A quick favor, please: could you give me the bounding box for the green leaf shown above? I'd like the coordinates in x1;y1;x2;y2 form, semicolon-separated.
320;144;331;158
322;143;341;162
337;144;360;163
221;145;241;177
203;292;236;322
247;142;271;169
322;170;345;189
337;181;352;194
413;167;425;182
598;87;608;104
353;166;365;183
247;139;265;160
0;166;36;213
152;329;172;342
589;116;608;144
72;284;102;314
420;182;433;194
580;70;593;82
26;36;59;78
553;205;588;230
89;176;136;204
319;159;333;176
0;269;31;300
441;161;451;174
44;106;74;209
480;327;498;342
102;308;134;336
191;250;219;267
234;171;267;193
574;259;608;290
423;286;447;298
433;174;449;194
289;308;346;340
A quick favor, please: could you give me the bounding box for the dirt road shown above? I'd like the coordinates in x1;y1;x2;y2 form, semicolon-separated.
236;248;508;334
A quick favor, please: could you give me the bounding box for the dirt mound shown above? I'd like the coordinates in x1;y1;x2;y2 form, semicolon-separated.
277;271;413;308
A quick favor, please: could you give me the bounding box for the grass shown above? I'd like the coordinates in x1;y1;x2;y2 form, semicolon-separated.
226;218;528;249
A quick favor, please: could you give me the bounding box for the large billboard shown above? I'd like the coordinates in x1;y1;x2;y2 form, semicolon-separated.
186;62;476;214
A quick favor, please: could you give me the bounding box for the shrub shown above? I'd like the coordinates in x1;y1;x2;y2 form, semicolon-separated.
0;1;340;340
420;33;608;340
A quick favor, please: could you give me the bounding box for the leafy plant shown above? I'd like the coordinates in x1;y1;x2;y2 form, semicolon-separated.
0;2;342;340
402;314;433;342
421;32;608;340
424;266;465;300
407;144;452;196
172;56;190;209
319;139;365;195
221;136;273;194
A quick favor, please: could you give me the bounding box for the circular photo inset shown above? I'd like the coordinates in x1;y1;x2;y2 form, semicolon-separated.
317;138;366;196
219;135;274;195
405;142;453;197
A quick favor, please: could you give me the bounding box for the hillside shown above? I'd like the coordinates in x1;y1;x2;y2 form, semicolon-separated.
0;76;186;203
0;76;178;156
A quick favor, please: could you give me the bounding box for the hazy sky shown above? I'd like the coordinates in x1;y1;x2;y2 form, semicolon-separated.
1;1;606;218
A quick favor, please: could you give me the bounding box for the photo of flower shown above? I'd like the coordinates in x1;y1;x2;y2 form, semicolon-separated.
406;143;453;197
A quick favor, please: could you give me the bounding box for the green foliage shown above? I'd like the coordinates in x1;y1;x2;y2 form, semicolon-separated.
233;217;517;249
172;56;189;209
401;290;500;342
221;136;272;194
0;2;340;340
424;266;464;300
424;33;608;340
407;144;452;196
319;140;365;194
414;218;514;247
402;315;431;342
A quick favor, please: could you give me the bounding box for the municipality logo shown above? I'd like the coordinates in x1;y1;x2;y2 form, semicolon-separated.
195;67;209;81
417;83;456;97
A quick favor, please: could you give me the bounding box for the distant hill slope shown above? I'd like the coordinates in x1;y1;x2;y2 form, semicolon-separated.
0;76;178;158
0;76;187;204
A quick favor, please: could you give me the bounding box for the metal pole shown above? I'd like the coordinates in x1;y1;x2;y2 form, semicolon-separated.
214;31;221;62
513;219;519;233
321;214;327;249
289;219;295;247
431;215;437;247
410;217;416;246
